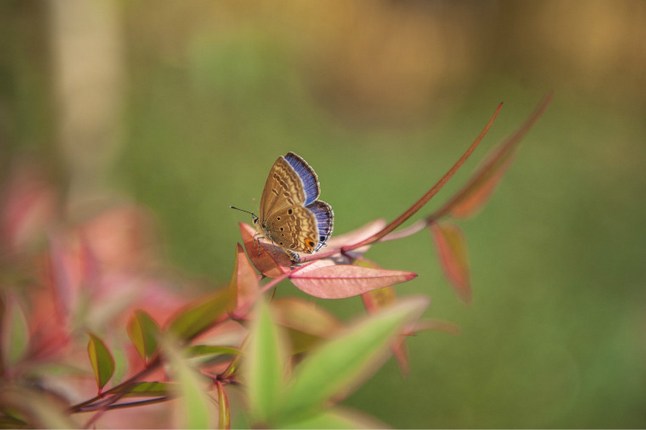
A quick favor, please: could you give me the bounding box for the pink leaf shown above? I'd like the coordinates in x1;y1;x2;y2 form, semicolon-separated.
290;264;417;299
430;222;471;303
239;223;290;278
322;219;387;259
230;243;261;311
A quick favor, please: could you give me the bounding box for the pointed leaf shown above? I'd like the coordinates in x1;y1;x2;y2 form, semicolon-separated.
87;333;115;391
239;222;290;278
278;297;429;423
344;103;504;252
2;296;30;367
186;345;240;358
272;298;342;339
356;260;410;373
325;219;387;258
216;381;231;430
230;243;261;311
411;319;461;336
430;222;471;303
127;310;160;361
326;219;387;248
273;298;343;354
436;94;552;219
245;299;288;424
162;338;213;428
290;264;417;299
167;287;236;341
122;381;172;397
444;140;517;218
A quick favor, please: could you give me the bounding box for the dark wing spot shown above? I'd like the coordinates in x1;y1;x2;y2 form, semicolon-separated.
277;216;281;221
288;208;293;214
308;240;315;247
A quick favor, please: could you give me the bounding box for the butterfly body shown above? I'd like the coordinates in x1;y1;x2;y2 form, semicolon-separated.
256;152;334;257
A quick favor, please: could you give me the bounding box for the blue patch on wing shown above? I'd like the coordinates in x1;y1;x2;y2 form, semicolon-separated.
284;152;320;205
307;200;334;251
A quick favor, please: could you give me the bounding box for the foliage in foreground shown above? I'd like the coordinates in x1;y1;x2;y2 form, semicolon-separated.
0;96;550;428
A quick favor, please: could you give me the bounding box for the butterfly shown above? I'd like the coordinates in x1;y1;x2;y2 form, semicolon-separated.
232;152;334;261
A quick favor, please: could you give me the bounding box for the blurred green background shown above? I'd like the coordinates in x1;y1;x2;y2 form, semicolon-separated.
2;1;645;427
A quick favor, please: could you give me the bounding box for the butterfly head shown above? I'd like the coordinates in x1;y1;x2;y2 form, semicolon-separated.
230;206;258;225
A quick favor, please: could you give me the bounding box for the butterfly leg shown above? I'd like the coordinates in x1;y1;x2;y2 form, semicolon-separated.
287;250;301;265
252;233;265;256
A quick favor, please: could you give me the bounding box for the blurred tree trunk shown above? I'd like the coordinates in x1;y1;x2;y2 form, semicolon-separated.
48;0;124;213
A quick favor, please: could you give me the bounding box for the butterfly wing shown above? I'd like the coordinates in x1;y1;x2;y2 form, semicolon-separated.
262;200;334;254
259;156;308;222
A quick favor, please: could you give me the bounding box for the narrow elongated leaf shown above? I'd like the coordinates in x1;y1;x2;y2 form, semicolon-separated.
430;222;471;303
230;243;260;311
127;310;160;361
162;338;213;429
215;381;231;430
273;298;343;354
344;103;504;252
87;333;115;391
290;265;417;299
186;345;239;358
122;381;172;397
444;141;517;218
278;297;429;423
357;260;410;373
2;296;29;367
245;299;288;424
239;222;290;278
272;298;342;338
167;287;236;341
324;219;387;258
435;94;552;219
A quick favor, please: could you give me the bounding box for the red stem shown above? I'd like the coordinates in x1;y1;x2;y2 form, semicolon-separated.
342;102;504;252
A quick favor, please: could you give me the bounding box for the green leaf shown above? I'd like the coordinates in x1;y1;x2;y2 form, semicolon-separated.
278;297;429;423
122;381;173;398
167;287;236;341
127;310;160;361
186;345;239;358
2;297;30;367
87;333;115;391
245;299;288;425
162;338;214;429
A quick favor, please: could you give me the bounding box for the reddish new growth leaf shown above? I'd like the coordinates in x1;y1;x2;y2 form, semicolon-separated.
230;243;261;313
430;222;471;303
431;93;553;221
290;264;417;299
239;222;290;278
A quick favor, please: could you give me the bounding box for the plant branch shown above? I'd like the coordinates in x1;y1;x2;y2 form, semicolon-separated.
342;102;504;252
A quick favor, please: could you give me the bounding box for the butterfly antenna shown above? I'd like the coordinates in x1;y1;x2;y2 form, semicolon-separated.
230;205;258;223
